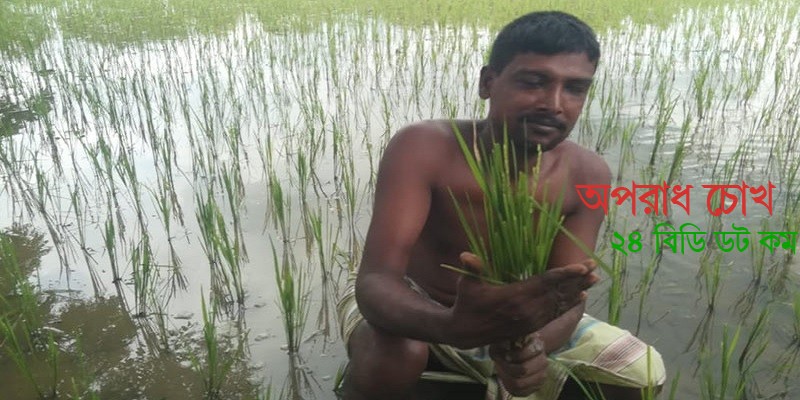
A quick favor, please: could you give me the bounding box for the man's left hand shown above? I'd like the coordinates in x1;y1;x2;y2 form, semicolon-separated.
490;334;549;397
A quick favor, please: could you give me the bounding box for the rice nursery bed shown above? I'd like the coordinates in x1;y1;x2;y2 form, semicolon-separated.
1;0;799;398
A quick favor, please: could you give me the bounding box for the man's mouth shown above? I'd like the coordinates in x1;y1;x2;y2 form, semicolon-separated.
520;116;565;135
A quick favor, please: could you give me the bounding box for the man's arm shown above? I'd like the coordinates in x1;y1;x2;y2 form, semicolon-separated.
357;126;600;348
355;123;451;343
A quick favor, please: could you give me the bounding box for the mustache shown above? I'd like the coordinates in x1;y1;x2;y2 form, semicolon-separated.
519;114;566;131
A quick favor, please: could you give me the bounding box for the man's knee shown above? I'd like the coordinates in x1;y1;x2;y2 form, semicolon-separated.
345;321;429;398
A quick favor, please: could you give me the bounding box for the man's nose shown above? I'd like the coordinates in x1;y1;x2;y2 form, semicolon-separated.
536;86;563;114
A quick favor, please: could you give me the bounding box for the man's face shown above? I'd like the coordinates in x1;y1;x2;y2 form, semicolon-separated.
479;52;596;152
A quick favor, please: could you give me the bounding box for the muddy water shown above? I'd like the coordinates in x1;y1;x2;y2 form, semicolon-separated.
1;2;799;399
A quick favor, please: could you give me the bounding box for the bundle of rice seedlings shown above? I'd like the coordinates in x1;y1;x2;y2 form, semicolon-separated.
442;122;565;284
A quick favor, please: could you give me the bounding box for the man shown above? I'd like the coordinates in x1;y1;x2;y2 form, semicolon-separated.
338;11;665;400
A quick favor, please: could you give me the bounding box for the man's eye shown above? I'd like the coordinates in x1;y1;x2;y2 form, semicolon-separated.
566;84;590;95
520;79;544;88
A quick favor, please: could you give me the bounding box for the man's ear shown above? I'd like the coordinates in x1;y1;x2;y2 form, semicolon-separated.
478;65;495;100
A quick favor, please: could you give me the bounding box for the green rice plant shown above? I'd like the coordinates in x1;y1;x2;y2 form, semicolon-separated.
638;347;660;400
614;121;638;180
332;363;347;397
130;238;157;317
691;38;718;120
339;156;361;269
66;337;101;400
0;315;44;398
737;307;770;387
443;125;565;284
281;354;319;399
103;215;121;283
45;332;59;398
666;371;681;400
214;220;246;305
699;250;723;310
0;248;54;397
309;208;341;334
665;113;693;186
647;96;678;168
191;293;240;400
150;180;182;270
69;184;103;296
271;240;310;353
443;123;610;285
220;161;248;262
268;171;289;242
0;233;43;335
195;192;246;305
590;72;625;153
258;382;273;400
772;346;800;393
701;325;744;400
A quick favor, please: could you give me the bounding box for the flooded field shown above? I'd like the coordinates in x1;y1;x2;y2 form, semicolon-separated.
1;0;799;398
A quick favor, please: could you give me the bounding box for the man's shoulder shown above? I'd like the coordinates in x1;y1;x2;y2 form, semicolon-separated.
385;119;464;158
557;141;612;185
390;119;457;142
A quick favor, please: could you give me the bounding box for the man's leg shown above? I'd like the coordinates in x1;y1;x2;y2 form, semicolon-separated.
343;320;429;400
559;377;661;400
546;315;665;400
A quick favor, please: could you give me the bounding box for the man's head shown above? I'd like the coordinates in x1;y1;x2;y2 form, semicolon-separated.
479;11;600;152
489;11;600;73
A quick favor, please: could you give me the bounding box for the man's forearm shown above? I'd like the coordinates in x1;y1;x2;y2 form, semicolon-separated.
536;301;585;354
355;271;450;343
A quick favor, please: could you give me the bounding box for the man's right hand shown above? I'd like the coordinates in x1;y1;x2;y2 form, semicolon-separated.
440;252;598;349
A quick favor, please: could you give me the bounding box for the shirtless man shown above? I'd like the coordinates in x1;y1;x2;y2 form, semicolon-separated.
339;11;664;400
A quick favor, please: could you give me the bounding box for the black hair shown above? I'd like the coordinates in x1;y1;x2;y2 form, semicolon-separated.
488;11;600;72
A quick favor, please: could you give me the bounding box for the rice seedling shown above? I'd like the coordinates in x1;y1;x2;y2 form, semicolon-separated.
267;171;290;243
639;347;660;400
665;113;692;187
191;292;240;400
102;215;121;283
690;41;716;121
281;354;321;399
44;331;59;398
130;238;156;317
68;184;103;296
442;124;566;284
0;233;50;394
736;307;770;385
647;96;678;169
195;192;246;305
338;156;362;269
0;316;44;398
65;337;101;400
699;250;724;311
0;232;44;335
701;325;743;400
685;307;715;354
271;240;310;354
